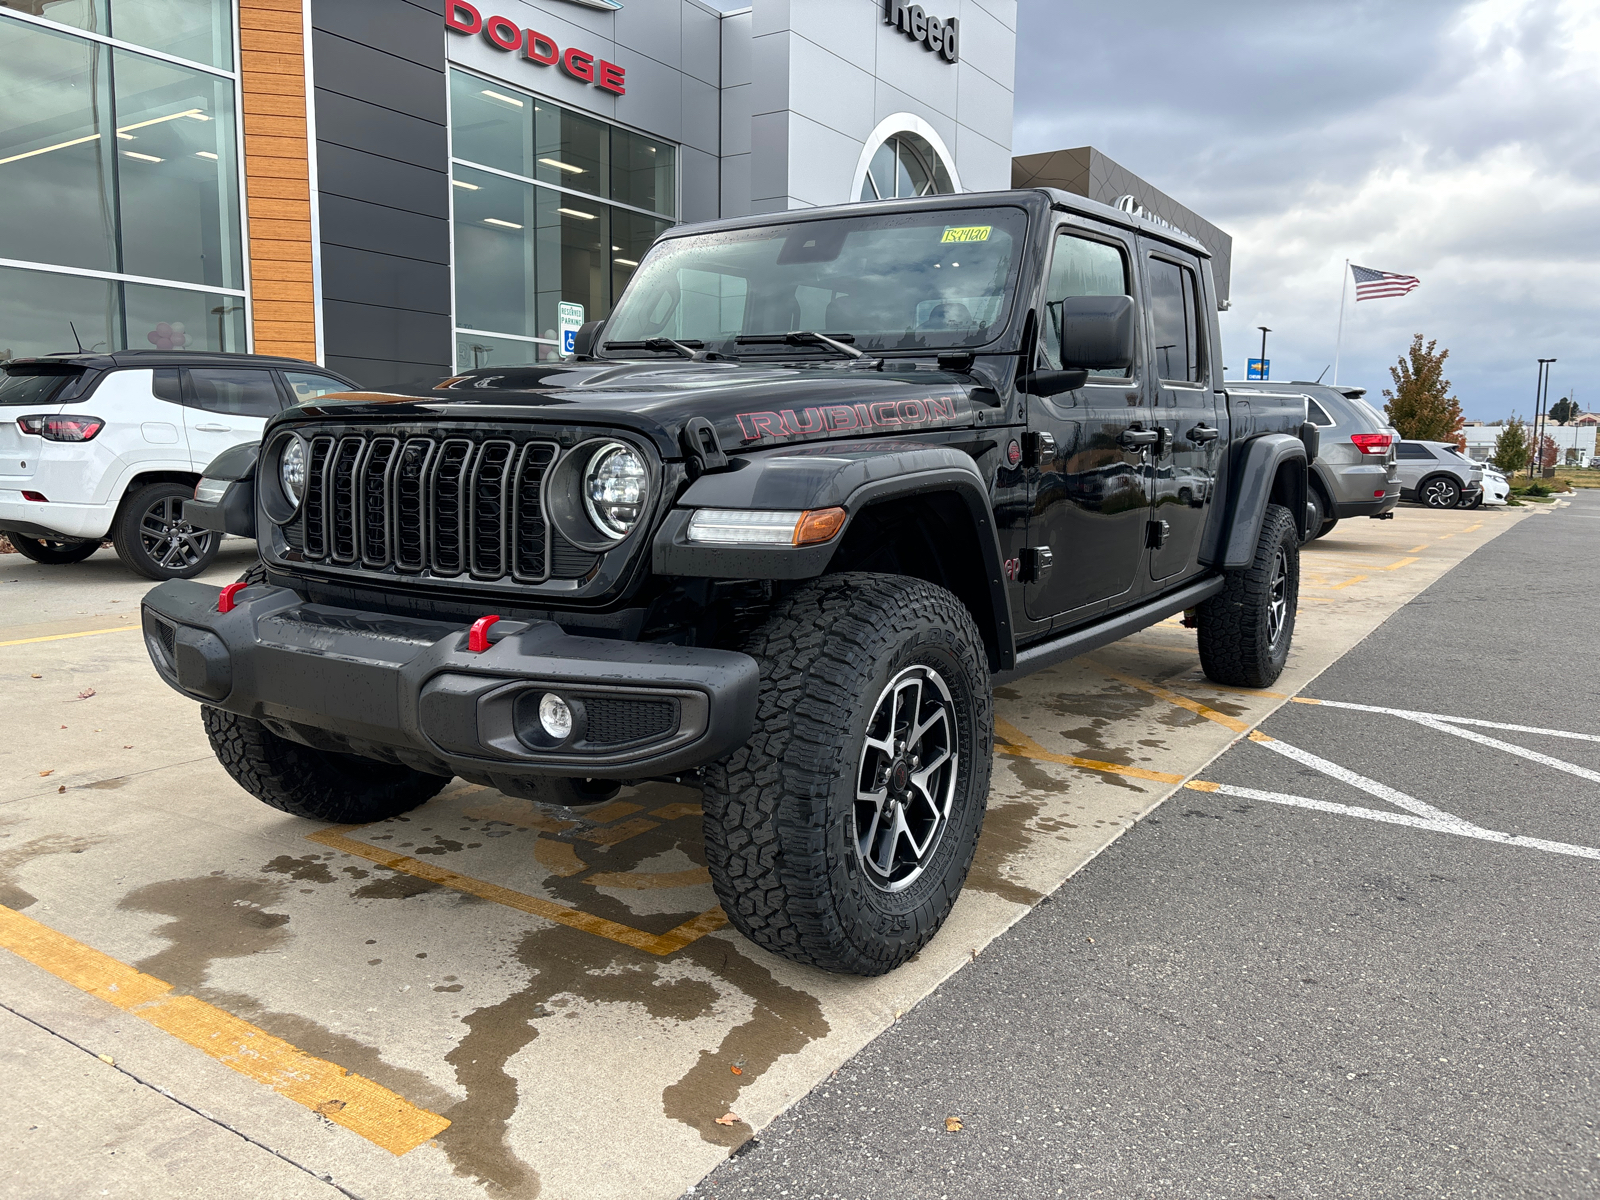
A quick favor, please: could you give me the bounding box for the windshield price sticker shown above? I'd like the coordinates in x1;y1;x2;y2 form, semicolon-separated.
940;225;991;243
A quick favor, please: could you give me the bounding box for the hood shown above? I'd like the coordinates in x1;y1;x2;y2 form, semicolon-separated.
291;360;982;458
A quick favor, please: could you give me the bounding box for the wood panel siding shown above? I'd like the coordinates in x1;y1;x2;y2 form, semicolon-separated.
239;0;317;361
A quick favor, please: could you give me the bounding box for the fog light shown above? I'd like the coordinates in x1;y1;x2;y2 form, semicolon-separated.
538;693;573;740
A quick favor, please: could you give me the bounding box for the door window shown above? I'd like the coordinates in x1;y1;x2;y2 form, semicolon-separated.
1040;232;1132;378
282;371;352;404
184;368;281;417
1396;442;1436;460
1306;398;1335;426
1146;257;1203;385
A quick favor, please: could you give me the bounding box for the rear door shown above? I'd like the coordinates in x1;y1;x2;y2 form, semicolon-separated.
1394;440;1438;493
180;367;286;472
1025;222;1153;623
1140;243;1220;582
280;369;356;405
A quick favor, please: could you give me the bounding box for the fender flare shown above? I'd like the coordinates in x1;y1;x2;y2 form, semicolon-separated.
184;442;259;538
653;442;1016;670
1221;433;1307;569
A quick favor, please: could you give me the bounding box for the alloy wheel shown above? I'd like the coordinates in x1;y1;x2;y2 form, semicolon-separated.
1266;545;1290;648
139;496;214;571
1421;477;1461;508
854;664;960;892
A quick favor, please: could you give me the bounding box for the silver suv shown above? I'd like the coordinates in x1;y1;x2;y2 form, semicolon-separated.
1229;381;1399;539
1395;440;1483;508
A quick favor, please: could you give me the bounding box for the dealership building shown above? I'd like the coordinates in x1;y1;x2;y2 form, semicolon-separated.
1;0;1227;387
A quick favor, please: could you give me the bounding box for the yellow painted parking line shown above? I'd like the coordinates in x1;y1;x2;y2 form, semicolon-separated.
1329;574;1367;589
1464;522;1483;532
0;904;449;1155
1383;556;1420;569
1087;662;1252;733
1408;544;1428;553
994;717;1186;785
306;827;727;955
0;625;140;648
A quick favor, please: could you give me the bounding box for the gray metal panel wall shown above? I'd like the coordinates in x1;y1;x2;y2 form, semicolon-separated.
310;0;453;389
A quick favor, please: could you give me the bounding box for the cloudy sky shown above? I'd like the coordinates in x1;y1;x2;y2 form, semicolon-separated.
1012;0;1598;421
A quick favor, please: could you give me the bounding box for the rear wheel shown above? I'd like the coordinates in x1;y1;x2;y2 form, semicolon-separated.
203;707;448;823
113;482;219;580
1417;474;1462;509
701;572;992;976
1197;502;1298;688
4;532;99;564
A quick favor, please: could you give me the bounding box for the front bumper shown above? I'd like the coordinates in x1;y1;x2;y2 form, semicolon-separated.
141;580;760;789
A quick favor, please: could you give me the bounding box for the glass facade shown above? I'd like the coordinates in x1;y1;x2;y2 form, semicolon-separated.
449;68;676;369
0;4;243;361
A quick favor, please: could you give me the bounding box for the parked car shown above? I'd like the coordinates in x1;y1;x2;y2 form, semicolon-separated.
0;351;356;579
1226;380;1399;539
146;187;1314;977
1394;439;1483;508
1451;450;1509;505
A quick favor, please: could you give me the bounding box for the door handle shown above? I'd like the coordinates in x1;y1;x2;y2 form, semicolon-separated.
194;423;231;432
1118;427;1160;448
1187;424;1221;443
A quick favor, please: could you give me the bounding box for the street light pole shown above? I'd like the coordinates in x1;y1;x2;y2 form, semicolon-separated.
1257;326;1271;380
1531;358;1556;478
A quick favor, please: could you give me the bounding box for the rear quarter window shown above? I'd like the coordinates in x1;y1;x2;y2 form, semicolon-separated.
1306;399;1335;426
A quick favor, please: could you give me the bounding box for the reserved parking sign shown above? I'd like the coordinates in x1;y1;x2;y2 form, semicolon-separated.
559;301;585;355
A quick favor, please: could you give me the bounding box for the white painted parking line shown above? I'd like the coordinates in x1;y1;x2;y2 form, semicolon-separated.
1401;716;1600;786
1301;698;1600;744
1193;781;1600;862
1245;731;1474;829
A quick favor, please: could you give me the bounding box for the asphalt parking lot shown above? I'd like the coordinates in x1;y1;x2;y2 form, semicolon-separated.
0;502;1562;1199
704;492;1599;1200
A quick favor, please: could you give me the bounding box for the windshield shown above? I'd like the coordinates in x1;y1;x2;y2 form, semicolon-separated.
0;367;81;406
600;206;1027;357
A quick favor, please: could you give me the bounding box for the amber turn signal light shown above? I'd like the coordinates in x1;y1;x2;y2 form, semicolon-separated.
794;507;846;545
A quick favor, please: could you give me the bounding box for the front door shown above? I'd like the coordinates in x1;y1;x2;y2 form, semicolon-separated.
1140;245;1221;581
1025;224;1152;623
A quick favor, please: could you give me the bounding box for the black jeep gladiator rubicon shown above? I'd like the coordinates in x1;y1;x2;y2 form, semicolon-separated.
144;189;1312;976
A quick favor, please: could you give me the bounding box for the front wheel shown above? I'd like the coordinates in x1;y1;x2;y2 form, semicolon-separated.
203;707;448;823
4;532;100;564
1417;475;1462;509
1197;502;1298;688
702;573;993;976
113;482;220;580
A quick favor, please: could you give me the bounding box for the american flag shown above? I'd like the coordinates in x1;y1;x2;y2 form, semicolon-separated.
1352;263;1420;301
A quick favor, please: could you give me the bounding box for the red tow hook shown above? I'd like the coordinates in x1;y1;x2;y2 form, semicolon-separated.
467;614;501;653
216;582;249;613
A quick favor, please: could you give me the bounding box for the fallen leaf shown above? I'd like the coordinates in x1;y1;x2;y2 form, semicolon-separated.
39;769;53;777
1086;937;1095;944
314;1099;347;1116
57;785;65;794
97;1054;115;1066
30;674;40;679
75;688;96;700
715;1112;739;1126
945;1117;963;1132
123;745;132;749
730;1066;742;1075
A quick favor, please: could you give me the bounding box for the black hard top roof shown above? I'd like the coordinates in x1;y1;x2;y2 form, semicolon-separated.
665;187;1211;258
3;349;350;375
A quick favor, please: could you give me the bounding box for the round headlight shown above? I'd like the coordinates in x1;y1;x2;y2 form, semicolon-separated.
582;442;647;539
279;435;307;509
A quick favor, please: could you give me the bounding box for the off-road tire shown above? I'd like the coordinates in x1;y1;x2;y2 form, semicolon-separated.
202;706;448;823
702;572;993;976
1197;502;1298;688
4;532;100;564
113;482;220;580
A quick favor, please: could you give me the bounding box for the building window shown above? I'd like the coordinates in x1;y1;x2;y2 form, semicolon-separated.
0;6;244;361
858;132;954;201
448;68;677;369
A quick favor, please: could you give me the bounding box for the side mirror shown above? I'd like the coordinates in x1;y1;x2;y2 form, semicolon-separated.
1057;294;1136;372
571;319;605;359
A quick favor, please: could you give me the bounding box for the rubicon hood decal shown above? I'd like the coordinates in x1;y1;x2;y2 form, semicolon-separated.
736;395;964;443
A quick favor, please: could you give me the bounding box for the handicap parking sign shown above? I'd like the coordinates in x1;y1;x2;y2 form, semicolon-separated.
559;302;585;356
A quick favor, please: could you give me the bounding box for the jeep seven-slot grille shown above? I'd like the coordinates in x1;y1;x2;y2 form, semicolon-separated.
293;433;561;582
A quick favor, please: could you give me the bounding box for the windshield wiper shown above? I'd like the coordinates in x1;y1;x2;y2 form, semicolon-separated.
604;337;704;359
734;331;864;360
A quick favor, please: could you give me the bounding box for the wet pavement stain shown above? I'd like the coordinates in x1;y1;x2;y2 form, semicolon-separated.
118;874;456;1121
260;854;336;883
665;937;830;1148
966;795;1046;905
0;834;99;910
437;923;723;1197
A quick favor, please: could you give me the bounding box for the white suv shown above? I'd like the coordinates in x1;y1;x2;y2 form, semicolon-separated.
1;351;356;579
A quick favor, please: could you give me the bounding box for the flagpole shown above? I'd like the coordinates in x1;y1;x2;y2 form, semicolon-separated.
1333;259;1349;385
